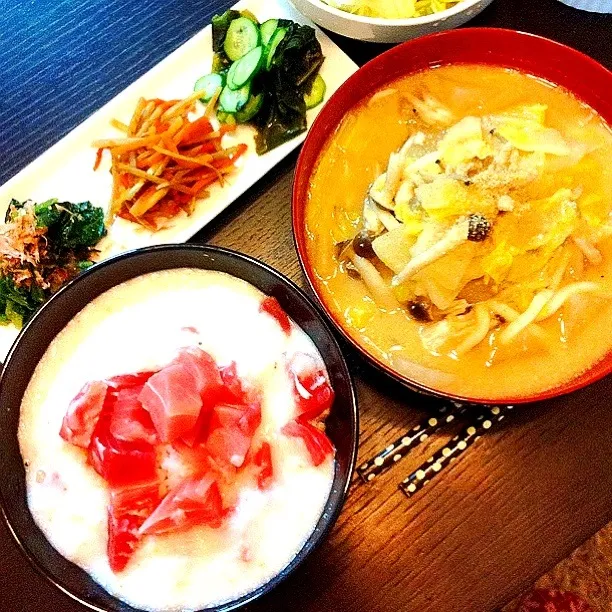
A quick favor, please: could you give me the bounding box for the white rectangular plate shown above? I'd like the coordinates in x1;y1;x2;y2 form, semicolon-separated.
0;0;358;359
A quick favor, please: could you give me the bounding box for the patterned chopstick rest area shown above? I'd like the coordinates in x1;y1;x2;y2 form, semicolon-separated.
399;405;514;498
357;402;468;482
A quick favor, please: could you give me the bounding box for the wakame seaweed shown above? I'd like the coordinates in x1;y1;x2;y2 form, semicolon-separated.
254;22;324;154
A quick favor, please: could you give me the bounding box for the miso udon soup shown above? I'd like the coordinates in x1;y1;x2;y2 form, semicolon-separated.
304;65;612;400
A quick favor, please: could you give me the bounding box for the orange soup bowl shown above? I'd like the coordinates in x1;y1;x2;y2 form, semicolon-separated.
292;28;612;405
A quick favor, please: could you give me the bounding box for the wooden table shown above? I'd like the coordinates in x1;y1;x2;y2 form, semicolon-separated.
1;1;611;611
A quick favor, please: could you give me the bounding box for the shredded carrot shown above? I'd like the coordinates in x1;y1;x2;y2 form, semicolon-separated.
93;148;103;171
181;116;216;145
94;96;246;230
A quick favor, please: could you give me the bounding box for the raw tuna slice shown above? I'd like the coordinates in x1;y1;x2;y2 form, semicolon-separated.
106;371;157;390
206;427;252;469
108;480;160;572
139;474;224;536
288;352;335;420
89;426;158;488
139;363;203;443
60;380;109;448
180;403;214;448
218;361;247;403
80;387;161;573
253;442;274;490
174;348;224;403
89;389;158;488
212;402;261;437
206;402;262;468
110;388;157;445
259;296;291;335
174;349;223;447
282;418;334;467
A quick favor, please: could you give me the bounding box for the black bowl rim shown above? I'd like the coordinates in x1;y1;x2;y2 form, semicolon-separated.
0;243;359;612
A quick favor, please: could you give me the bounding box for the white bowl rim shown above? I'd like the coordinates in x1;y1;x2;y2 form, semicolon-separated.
297;0;489;26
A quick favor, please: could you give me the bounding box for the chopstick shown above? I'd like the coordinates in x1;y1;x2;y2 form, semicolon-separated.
399;405;514;498
357;401;468;483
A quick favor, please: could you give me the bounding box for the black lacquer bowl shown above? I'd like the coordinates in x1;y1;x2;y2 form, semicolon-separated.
0;244;358;612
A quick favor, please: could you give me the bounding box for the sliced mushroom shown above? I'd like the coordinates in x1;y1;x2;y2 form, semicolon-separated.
405;92;455;127
382;151;404;207
369;132;427;210
377;209;401;232
352;231;376;259
349;253;400;311
362;194;385;234
334;239;352;261
392;217;470;286
400;131;426;155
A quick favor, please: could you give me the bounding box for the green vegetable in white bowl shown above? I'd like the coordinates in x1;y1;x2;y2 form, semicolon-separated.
322;0;465;19
288;0;495;43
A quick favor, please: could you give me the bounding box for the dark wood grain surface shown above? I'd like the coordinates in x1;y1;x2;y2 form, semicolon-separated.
1;1;612;611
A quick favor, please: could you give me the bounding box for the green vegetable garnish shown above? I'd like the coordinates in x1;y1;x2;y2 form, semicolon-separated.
224;17;261;62
304;73;327;110
195;10;326;155
194;73;225;102
254;22;324;154
0;276;42;329
260;19;279;47
0;198;106;327
33;198;62;228
212;10;241;52
54;201;106;249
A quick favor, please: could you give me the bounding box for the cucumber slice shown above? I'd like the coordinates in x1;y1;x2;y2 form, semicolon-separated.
219;82;251;113
304;74;326;109
235;92;264;123
194;73;224;102
224;17;260;62
226;46;264;90
260;19;278;47
265;27;287;71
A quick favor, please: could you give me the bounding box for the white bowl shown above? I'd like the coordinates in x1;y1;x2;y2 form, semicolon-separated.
290;0;496;43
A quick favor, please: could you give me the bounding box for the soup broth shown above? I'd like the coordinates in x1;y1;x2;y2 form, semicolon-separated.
305;65;612;400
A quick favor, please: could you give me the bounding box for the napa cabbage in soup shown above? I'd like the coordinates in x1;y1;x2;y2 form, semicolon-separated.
305;65;612;400
322;0;464;19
